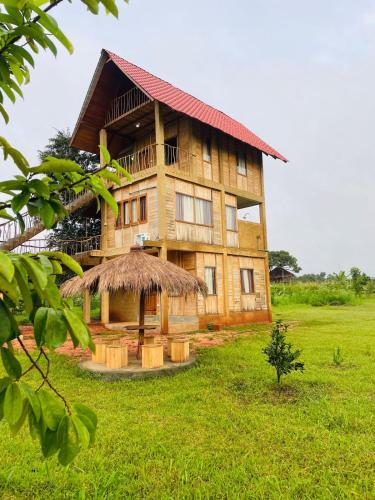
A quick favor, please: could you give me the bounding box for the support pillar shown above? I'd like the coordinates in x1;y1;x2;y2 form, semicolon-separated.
100;256;110;324
259;161;272;321
83;288;91;324
159;245;169;335
99;128;108;252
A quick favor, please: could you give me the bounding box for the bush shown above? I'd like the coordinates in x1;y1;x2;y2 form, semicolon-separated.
271;282;356;307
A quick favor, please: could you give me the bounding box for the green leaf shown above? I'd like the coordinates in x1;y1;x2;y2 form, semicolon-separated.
38;389;65;431
28;410;40;440
40;251;83;277
45;309;67;349
43;276;61;308
11;191;30;213
41;427;60;458
97;169;121;186
38;255;53;275
0;274;20;304
20;381;41;421
111;159;132;181
0;103;9;123
63;309;91;349
13;262;33;314
99;144;111;165
57;415;80;466
71;415;90;449
1;347;22;380
32;7;74;54
30;157;84;174
4;382;23;425
9;399;28;435
20;255;48;292
29;179;50;199
33;307;48;347
73;403;97;446
0;300;12;343
0;251;14;282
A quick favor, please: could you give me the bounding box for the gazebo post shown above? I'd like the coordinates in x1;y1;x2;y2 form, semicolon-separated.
137;290;146;359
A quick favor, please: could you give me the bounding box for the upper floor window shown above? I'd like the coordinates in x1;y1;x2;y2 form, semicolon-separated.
116;195;147;228
165;136;178;165
236;151;246;176
225;205;237;231
176;193;213;226
203;136;211;162
204;266;217;295
240;268;255;294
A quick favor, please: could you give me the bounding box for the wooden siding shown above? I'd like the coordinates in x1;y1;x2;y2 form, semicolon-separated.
227;256;268;312
238;220;264;250
107;177;158;249
196;252;224;315
165;177;222;245
168;251;197;316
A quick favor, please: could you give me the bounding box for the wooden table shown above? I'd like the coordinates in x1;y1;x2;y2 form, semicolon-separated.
124;324;158;358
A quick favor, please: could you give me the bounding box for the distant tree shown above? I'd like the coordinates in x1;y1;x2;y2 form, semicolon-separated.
349;267;370;295
269;250;301;273
39;130;101;246
296;272;326;282
263;320;304;384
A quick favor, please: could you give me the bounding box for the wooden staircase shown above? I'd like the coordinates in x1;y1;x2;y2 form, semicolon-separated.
0;189;96;252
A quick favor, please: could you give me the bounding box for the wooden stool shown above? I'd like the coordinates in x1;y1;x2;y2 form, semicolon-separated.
106;345;128;369
92;343;106;364
171;340;190;363
167;336;185;356
144;336;155;345
142;344;163;369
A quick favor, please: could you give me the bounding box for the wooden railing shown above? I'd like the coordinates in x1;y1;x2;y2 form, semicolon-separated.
105;87;151;125
116;144;193;178
9;235;101;255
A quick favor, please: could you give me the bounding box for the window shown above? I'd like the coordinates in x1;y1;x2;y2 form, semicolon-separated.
226;205;237;231
123;201;130;225
176;193;213;226
195;198;213;226
203;136;211;162
116;196;147;228
240;269;255;294
236;151;246;176
165;136;178;165
139;195;147;223
176;193;195;223
116;202;122;227
131;199;138;224
204;267;217;295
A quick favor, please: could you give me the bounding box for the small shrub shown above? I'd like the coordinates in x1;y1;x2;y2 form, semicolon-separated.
263;320;304;384
207;322;214;331
333;347;344;366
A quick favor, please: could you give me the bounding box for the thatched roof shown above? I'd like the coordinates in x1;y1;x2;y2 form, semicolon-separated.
60;248;208;297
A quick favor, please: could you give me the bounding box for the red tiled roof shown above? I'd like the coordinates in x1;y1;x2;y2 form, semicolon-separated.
105;50;287;162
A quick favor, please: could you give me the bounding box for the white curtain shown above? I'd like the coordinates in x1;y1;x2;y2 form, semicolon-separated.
226;205;237;231
176;193;194;223
241;269;254;293
195;198;212;225
205;267;216;295
131;199;138;223
236;152;246;175
124;202;130;225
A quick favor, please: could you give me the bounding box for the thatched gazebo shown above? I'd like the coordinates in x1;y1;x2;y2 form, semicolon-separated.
61;247;207;353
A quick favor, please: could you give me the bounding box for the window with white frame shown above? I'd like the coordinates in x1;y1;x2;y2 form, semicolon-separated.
236;151;246;176
225;205;237;231
176;193;213;226
204;267;217;295
240;268;255;294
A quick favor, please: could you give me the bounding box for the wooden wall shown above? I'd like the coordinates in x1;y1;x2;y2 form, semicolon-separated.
167;251;197;316
165;178;223;245
225;193;239;248
238;220;264;250
196;253;224;315
227;256;267;312
106;176;158;249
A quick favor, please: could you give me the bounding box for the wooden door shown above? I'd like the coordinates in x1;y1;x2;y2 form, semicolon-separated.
144;293;157;315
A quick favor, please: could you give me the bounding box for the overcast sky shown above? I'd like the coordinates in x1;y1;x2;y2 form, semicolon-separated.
2;0;375;275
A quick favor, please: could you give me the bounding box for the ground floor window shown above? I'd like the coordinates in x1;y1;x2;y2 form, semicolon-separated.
240;268;255;294
204;266;217;295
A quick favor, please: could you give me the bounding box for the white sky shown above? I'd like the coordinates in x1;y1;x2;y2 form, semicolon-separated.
2;0;375;275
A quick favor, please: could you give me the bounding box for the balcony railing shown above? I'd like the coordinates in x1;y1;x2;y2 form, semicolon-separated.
10;235;101;255
116;144;193;178
105;87;151;125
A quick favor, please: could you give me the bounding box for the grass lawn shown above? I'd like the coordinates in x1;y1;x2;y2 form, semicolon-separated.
1;298;375;498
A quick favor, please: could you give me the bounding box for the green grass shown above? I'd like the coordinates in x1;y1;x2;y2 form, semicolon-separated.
2;298;375;498
271;282;358;306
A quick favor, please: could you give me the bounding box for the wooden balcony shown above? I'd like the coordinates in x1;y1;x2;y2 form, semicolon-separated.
105;87;151;126
116;144;193;178
238;220;264;251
